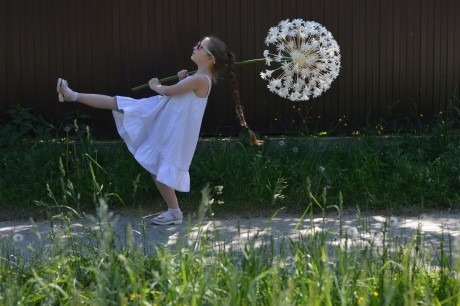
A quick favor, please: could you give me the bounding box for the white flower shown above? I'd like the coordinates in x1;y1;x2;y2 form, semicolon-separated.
318;166;325;173
261;19;341;101
346;227;359;238
265;70;274;78
265;57;272;66
389;217;399;226
215;185;224;195
13;234;24;242
290;91;301;101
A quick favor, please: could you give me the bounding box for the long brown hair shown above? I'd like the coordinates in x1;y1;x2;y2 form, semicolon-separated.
205;36;263;145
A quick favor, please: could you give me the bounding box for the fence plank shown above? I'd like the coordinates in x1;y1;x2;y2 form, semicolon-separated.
452;0;460;97
455;0;460;99
0;0;6;108
5;1;21;109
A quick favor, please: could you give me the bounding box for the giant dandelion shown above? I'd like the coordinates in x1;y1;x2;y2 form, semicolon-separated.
260;18;341;101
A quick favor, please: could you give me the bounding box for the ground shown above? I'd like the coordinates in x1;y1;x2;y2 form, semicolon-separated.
1;209;459;260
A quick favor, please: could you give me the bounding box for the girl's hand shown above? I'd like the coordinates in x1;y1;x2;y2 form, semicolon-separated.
177;70;189;81
148;78;160;90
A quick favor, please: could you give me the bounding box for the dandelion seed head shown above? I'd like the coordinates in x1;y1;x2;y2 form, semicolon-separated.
215;185;224;195
12;234;24;242
346;227;359;238
265;70;274;78
261;19;340;101
290;91;301;101
275;52;285;62
292;147;299;153
389;217;399;226
453;236;460;253
279;140;285;146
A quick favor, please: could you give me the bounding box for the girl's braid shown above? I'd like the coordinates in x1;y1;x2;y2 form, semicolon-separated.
227;52;263;145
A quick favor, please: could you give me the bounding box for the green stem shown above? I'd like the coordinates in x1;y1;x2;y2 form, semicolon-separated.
131;58;265;92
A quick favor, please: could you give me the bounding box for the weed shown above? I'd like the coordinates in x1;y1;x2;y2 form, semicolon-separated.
0;105;53;147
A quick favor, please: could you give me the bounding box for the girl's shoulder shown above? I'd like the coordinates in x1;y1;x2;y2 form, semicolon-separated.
189;74;212;98
192;73;212;83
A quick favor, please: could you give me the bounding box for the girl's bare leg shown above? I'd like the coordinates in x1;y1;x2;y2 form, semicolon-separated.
76;94;119;111
151;174;183;225
57;78;120;111
151;174;180;209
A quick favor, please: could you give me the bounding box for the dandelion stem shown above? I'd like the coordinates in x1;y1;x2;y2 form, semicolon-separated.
131;58;266;92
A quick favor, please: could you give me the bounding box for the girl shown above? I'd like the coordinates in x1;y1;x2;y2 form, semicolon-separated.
56;36;262;225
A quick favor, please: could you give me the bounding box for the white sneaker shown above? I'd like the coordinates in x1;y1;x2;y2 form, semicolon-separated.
56;78;78;102
151;211;183;225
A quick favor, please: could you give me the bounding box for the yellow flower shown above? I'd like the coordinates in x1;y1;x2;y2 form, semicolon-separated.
130;293;140;300
373;291;379;297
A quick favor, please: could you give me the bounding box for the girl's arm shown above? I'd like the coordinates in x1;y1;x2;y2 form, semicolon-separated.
148;74;207;97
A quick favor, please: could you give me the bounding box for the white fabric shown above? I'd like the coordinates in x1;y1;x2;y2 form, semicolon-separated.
113;75;211;192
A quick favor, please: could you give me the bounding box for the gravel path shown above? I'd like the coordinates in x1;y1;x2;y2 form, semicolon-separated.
1;209;459;262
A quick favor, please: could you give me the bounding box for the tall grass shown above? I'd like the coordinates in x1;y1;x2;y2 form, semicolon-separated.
0;184;458;305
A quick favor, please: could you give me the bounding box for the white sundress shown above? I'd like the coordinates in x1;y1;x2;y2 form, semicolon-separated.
112;75;212;192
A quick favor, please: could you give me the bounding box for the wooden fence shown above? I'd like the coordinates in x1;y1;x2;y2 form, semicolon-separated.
1;0;459;137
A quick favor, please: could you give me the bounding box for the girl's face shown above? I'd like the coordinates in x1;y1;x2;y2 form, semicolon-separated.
191;37;215;65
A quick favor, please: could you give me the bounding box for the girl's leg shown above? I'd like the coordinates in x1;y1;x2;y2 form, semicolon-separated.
57;78;120;111
151;174;183;225
76;94;119;111
151;174;179;209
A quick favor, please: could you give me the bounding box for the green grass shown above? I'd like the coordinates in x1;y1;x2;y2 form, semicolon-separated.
0;126;459;218
1;99;459;217
0;189;458;305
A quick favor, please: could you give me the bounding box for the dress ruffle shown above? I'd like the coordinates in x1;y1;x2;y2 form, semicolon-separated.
131;144;190;192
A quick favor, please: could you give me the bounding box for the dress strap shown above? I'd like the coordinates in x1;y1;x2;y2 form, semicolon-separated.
203;74;212;97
